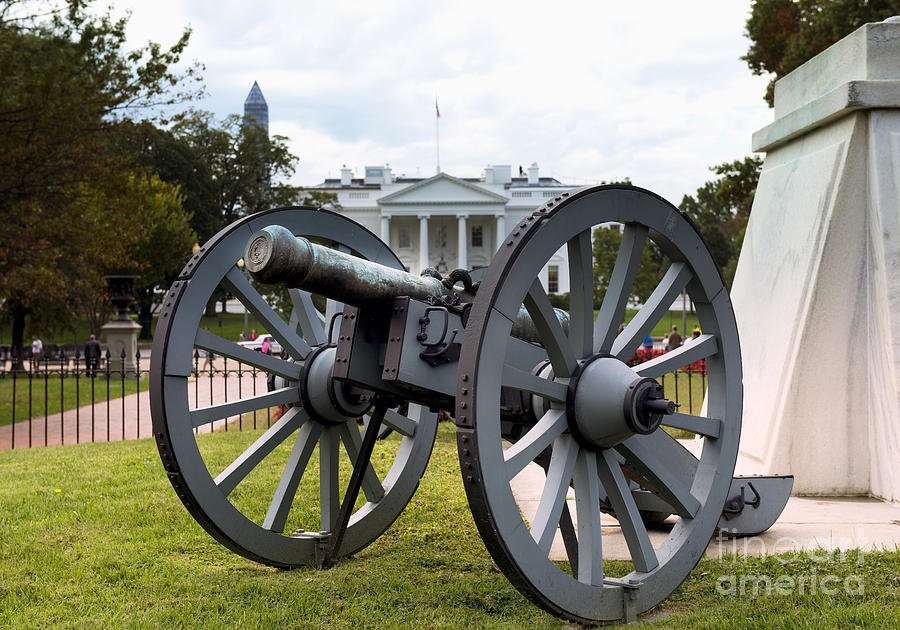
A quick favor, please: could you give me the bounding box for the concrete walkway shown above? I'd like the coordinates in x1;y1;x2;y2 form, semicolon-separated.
510;451;900;561
1;365;269;450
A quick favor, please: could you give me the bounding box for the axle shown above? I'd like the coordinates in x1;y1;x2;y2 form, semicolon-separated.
244;225;569;341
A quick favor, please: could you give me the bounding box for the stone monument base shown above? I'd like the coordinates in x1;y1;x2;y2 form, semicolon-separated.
101;318;142;375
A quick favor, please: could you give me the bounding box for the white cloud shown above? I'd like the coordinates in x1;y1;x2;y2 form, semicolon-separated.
113;0;774;202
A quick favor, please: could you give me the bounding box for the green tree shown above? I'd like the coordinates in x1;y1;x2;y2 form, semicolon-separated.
172;111;300;228
589;180;667;309
679;156;763;287
744;0;898;106
299;190;342;210
0;0;200;361
170;111;301;315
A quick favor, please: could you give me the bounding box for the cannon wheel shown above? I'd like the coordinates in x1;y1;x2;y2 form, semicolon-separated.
456;186;741;623
151;207;438;568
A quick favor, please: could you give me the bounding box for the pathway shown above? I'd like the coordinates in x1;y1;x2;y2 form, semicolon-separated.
1;365;269;450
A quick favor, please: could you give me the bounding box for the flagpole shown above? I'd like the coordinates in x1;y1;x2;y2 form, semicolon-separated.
435;97;441;175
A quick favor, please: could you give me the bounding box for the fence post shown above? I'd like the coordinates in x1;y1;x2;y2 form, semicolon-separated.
120;348;126;440
59;347;65;445
75;347;81;444
11;356;16;449
135;348;141;439
105;348;111;441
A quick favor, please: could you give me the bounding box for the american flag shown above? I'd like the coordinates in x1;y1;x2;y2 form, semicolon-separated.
435;98;440;118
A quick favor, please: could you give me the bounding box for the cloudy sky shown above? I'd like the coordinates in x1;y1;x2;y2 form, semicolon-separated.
113;0;774;204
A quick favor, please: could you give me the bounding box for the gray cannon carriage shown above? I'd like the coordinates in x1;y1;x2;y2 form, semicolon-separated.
150;185;792;624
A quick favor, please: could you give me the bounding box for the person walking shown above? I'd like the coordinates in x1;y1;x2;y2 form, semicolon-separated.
30;336;43;366
84;333;101;377
666;326;682;350
201;327;215;372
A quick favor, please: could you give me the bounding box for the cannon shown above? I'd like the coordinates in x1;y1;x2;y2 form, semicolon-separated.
150;185;792;624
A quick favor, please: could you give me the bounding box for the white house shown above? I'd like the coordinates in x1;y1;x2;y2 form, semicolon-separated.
304;163;579;294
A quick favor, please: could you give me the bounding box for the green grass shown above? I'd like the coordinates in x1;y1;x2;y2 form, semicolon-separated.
0;373;149;427
1;423;898;628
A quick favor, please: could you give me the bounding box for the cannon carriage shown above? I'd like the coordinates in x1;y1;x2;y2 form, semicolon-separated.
150;185;791;624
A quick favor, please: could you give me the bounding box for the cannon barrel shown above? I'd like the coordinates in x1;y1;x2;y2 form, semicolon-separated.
245;225;569;342
245;225;460;308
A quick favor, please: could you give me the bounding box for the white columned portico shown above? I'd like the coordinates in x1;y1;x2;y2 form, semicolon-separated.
495;214;506;251
380;214;390;245
418;214;430;271
457;214;468;270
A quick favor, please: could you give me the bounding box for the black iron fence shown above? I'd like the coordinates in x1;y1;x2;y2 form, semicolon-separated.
1;345;708;450
1;349;269;450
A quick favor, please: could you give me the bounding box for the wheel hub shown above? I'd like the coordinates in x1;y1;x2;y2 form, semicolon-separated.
300;346;372;423
566;355;675;449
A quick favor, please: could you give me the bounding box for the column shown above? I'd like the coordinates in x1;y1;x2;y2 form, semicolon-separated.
456;214;468;270
380;214;390;245
495;213;506;252
418;214;429;272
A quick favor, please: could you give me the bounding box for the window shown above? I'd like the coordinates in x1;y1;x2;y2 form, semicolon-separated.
471;225;483;247
547;265;559;293
398;226;410;249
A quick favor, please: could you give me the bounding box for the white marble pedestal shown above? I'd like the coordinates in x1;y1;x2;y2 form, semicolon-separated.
731;18;900;502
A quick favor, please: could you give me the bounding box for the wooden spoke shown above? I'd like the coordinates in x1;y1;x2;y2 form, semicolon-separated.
567;229;594;359
190;387;300;429
594;225;648;353
504;409;568;478
215;407;308;496
634;334;717;379
194;328;301;380
662;413;722;439
223;266;312;359
502;364;568;403
382;409;417;438
524;278;578;378
530;435;579;554
319;426;340;532
263;421;323;533
288;289;327;346
615;431;701;519
339;420;386;503
611;262;692;361
572;449;604;585
596;448;659;572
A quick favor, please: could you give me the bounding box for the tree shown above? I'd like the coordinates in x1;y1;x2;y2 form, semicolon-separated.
299;190;341;210
172;111;300;230
0;1;201;362
592;226;666;309
679;156;763;287
744;0;898;106
169;111;301;315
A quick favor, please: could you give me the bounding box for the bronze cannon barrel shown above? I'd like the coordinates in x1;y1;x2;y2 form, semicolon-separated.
244;224;568;340
245;225;458;307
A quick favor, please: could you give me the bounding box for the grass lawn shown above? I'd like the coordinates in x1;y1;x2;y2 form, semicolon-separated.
0;373;149;428
1;423;897;628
